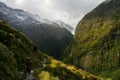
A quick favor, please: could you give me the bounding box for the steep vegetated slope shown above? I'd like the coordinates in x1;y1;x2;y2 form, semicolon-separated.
0;43;20;80
0;20;45;80
63;0;120;79
0;21;107;80
0;2;73;59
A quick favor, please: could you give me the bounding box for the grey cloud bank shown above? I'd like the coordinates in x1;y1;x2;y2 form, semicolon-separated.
0;0;105;28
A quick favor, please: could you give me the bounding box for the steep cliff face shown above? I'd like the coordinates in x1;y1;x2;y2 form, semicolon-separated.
64;0;120;79
0;2;73;59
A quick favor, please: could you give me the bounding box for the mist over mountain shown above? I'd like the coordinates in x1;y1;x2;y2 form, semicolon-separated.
0;2;73;59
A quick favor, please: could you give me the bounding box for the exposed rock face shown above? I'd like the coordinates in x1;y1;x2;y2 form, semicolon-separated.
63;0;120;79
0;2;73;59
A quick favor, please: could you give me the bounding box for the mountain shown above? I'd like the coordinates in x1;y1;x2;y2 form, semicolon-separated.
55;20;74;33
0;20;44;80
0;2;73;59
0;20;107;80
63;0;120;79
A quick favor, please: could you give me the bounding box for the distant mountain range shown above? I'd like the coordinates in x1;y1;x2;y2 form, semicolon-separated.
0;2;73;59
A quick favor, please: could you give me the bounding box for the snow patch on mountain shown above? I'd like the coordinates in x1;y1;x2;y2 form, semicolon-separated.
0;1;74;33
55;20;74;34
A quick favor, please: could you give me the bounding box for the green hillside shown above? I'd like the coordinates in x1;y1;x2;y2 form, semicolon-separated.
63;0;120;80
0;43;20;80
0;20;108;80
0;20;46;80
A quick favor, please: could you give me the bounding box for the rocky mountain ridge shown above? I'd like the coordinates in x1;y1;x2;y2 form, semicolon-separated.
0;2;73;59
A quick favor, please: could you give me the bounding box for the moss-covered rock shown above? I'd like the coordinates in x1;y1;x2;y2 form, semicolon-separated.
0;43;20;80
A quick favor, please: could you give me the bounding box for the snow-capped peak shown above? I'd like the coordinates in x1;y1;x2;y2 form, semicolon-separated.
55;20;74;33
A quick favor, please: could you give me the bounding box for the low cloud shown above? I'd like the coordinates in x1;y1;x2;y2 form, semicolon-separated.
0;0;105;28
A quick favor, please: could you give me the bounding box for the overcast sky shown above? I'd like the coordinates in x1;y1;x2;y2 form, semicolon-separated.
0;0;105;28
